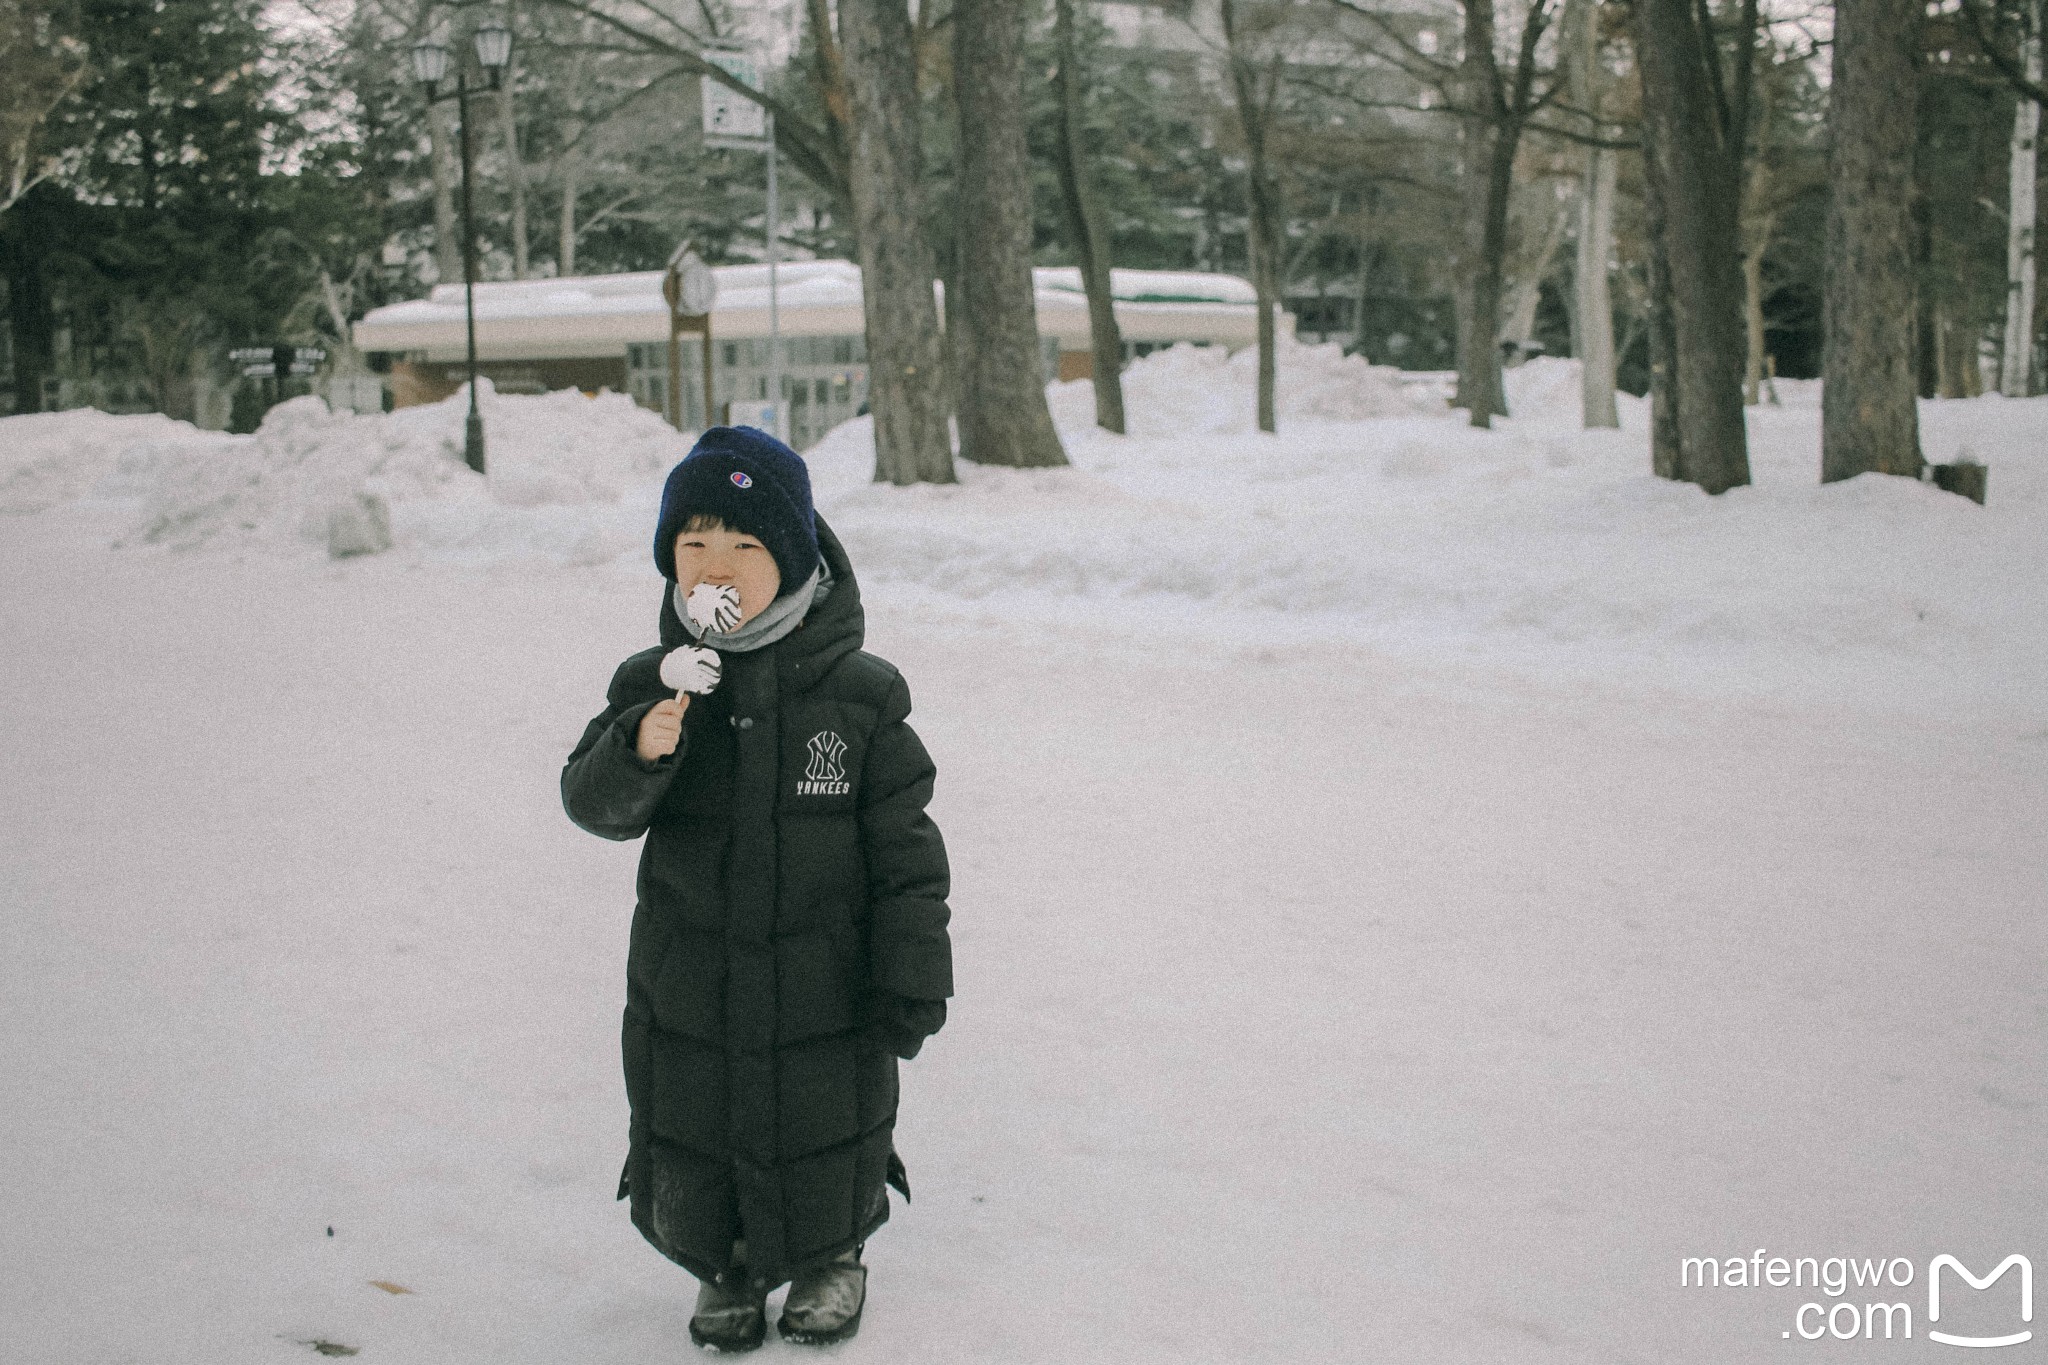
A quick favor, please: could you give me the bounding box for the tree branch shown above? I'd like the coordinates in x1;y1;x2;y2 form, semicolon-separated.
574;187;642;239
1321;0;1462;91
534;0;846;193
1729;0;1761;161
1523;118;1641;149
1508;0;1558;122
1960;0;2048;103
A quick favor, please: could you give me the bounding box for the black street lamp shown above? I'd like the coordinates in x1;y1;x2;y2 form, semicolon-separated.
412;15;512;474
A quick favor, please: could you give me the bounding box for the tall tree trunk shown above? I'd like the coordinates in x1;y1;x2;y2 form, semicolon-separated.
1564;0;1618;427
1351;231;1374;345
1503;197;1569;351
1221;0;1281;433
952;0;1067;466
1963;306;1985;394
428;97;461;285
1053;0;1126;434
1453;0;1510;426
317;267;367;374
558;158;578;276
941;249;965;425
498;67;529;278
2001;0;2041;395
1641;153;1683;477
839;0;954;484
1253;242;1278;432
805;0;856;226
1245;137;1281;435
1915;205;1939;399
1742;226;1771;404
4;184;55;414
554;34;589;277
1936;291;1977;398
1634;0;1750;491
936;59;965;427
1738;73;1778;406
1458;124;1517;423
1822;0;1923;482
1577;147;1619;426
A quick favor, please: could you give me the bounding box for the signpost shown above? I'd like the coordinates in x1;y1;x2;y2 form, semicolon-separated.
230;346;326;406
701;48;782;442
664;243;718;433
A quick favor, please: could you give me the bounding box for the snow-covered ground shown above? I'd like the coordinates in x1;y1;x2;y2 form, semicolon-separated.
2;350;2043;1363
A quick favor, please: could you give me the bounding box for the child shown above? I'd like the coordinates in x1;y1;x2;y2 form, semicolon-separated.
561;426;953;1351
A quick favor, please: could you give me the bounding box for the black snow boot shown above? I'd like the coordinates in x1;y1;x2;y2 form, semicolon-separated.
689;1272;767;1353
777;1246;866;1345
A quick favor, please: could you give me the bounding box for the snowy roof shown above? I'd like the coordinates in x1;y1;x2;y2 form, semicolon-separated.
354;259;1262;362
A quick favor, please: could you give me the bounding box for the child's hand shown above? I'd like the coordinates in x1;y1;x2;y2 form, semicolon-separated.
635;696;688;762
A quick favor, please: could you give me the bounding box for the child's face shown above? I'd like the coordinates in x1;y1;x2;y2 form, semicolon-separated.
673;520;782;625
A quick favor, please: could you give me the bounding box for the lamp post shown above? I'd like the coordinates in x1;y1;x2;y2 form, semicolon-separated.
412;15;512;474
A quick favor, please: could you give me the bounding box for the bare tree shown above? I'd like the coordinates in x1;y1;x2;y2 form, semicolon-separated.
414;0;463;285
840;0;954;483
1456;0;1557;424
1501;181;1570;350
2000;0;2041;394
1561;0;1618;426
1220;0;1286;433
538;0;852;208
1328;0;1562;428
952;0;1067;466
1951;0;2048;391
496;0;529;279
1632;0;1750;490
1822;0;1924;482
1052;0;1127;434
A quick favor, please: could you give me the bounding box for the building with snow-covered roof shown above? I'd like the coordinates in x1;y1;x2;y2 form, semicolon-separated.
352;259;1268;450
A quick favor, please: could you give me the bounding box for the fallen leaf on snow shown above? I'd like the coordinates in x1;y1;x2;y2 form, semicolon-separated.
368;1280;414;1295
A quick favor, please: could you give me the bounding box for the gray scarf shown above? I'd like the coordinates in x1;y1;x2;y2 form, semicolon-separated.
674;561;832;653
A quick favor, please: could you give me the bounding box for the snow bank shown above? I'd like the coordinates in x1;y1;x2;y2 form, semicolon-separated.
808;368;2048;708
9;342;2044;707
1;410;202;514
1043;333;1433;436
11;383;689;565
1499;355;1652;428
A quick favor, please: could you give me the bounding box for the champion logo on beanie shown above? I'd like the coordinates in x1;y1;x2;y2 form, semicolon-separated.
654;426;819;595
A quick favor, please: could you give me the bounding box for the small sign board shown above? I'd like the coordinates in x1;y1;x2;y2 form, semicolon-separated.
230;346;325;364
232;345;325;378
701;48;766;147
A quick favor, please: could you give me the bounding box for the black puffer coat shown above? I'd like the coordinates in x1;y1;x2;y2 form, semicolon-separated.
561;517;952;1290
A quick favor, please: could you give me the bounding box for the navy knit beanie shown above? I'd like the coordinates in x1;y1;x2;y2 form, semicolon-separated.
652;426;819;596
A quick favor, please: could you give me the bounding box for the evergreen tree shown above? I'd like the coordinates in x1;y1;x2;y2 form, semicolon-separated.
41;0;298;418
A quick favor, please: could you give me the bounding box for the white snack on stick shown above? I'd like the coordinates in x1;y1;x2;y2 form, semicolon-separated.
686;582;743;634
660;645;723;697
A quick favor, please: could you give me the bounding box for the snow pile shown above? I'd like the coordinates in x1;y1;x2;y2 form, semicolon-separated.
24;383;689;564
0;410;202;514
1500;355;1651;428
1043;334;1433;436
9;347;2045;706
805;385;2048;708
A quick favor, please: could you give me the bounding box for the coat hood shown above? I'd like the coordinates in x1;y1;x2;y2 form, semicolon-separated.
658;512;865;692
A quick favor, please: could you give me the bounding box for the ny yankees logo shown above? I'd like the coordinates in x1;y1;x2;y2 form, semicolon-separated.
800;731;850;795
